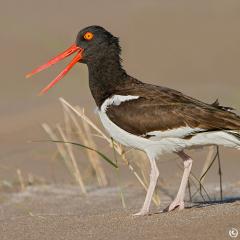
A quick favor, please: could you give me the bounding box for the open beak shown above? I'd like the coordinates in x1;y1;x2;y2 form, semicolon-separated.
26;44;84;95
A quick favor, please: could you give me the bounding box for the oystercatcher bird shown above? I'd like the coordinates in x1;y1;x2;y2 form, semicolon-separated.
26;26;240;215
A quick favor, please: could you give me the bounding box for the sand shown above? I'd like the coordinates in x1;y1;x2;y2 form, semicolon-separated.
0;185;240;240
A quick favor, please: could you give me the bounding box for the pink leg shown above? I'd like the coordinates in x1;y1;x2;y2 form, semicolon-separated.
167;151;193;211
134;153;159;216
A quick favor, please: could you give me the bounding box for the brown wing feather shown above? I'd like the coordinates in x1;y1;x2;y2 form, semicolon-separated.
107;81;240;136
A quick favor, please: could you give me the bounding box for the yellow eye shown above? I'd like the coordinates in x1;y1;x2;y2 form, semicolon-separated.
84;32;94;41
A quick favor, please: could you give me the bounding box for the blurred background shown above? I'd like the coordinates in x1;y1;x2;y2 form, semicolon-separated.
1;0;240;187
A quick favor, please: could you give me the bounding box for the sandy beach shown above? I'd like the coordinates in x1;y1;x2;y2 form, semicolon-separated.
0;184;240;240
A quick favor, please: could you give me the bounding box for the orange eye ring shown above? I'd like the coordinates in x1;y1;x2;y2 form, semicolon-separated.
84;32;94;41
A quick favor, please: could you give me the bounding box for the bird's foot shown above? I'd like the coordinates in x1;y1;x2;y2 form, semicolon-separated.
133;208;149;216
165;199;184;212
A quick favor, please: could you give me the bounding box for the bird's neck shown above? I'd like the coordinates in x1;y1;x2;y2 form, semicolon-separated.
87;54;128;107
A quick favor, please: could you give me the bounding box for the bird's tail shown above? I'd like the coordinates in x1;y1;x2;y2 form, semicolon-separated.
226;130;240;149
227;130;240;140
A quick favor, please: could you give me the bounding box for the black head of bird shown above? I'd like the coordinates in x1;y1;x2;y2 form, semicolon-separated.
26;25;123;94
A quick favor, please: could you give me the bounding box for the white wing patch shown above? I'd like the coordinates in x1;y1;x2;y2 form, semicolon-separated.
101;95;139;112
147;126;204;139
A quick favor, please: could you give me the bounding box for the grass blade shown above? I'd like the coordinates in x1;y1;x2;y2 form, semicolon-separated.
35;139;118;168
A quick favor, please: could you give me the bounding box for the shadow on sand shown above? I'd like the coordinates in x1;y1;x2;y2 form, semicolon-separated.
190;196;240;208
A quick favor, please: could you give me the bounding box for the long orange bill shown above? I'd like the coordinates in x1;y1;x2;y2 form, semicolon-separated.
26;44;83;94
